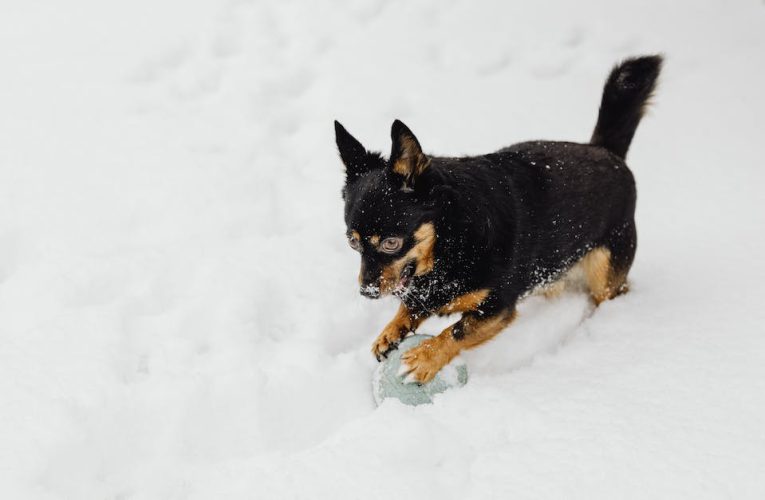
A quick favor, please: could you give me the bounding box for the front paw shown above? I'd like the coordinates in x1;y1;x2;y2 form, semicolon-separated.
371;328;404;361
398;335;455;383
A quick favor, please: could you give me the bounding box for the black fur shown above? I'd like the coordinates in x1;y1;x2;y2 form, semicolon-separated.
591;55;663;158
335;55;662;351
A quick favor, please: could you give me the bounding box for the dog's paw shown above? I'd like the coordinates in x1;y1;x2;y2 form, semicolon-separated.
371;327;404;361
398;335;455;384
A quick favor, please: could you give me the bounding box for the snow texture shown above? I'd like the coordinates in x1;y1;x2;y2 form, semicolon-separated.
1;0;764;498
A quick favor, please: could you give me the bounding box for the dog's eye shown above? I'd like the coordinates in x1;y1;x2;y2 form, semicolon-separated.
380;237;403;254
348;236;361;251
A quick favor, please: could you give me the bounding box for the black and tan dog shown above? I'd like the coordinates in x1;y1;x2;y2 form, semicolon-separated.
335;55;662;383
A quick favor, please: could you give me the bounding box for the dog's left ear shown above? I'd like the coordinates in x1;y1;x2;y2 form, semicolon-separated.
389;119;430;188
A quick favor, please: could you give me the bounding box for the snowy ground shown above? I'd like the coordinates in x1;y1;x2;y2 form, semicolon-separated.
2;0;765;498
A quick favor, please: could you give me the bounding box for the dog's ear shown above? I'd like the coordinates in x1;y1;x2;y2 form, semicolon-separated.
335;120;377;180
389;120;430;189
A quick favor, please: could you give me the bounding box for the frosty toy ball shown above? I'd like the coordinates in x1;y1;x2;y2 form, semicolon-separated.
373;334;468;406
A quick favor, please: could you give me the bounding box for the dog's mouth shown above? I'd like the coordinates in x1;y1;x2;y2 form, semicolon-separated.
395;260;417;293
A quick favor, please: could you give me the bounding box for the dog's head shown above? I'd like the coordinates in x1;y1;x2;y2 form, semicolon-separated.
335;120;444;299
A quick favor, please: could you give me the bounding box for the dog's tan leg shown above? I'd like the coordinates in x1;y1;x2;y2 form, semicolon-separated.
542;280;566;299
437;288;491;315
400;309;516;383
580;247;629;305
371;304;429;361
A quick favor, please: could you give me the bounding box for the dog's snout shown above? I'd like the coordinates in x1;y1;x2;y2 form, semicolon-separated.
360;283;381;299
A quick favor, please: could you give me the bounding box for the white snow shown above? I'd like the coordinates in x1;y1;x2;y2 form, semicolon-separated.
1;0;765;498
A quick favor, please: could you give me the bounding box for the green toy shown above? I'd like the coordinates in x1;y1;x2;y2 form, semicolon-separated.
372;334;468;406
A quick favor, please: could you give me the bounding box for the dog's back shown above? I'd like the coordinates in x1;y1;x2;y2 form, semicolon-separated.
423;55;663;298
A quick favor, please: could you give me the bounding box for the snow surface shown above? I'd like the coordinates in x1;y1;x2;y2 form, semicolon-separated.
1;0;765;498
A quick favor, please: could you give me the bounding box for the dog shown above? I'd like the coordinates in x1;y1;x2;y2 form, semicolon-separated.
334;55;662;383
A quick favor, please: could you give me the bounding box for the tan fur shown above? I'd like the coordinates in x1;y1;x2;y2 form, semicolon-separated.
579;247;628;305
530;247;630;304
400;310;517;383
540;280;566;299
412;223;436;274
438;289;490;315
392;135;431;179
379;266;398;294
370;304;428;359
379;222;436;294
350;230;360;241
369;235;380;246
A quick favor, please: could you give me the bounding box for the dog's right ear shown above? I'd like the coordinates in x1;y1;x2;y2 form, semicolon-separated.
389;120;430;189
335;121;376;181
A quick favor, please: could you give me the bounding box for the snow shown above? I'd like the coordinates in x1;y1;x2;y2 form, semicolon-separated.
1;0;764;498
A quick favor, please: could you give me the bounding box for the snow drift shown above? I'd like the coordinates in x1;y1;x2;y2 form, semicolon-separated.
1;0;764;498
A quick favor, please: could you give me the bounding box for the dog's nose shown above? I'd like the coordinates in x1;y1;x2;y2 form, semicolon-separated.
360;284;381;299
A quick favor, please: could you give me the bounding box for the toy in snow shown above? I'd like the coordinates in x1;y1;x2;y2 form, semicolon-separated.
373;334;468;406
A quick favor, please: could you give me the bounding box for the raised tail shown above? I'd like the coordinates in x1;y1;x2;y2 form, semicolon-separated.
590;55;663;158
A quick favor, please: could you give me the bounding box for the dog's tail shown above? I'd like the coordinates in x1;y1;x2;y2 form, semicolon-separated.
590;55;663;159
